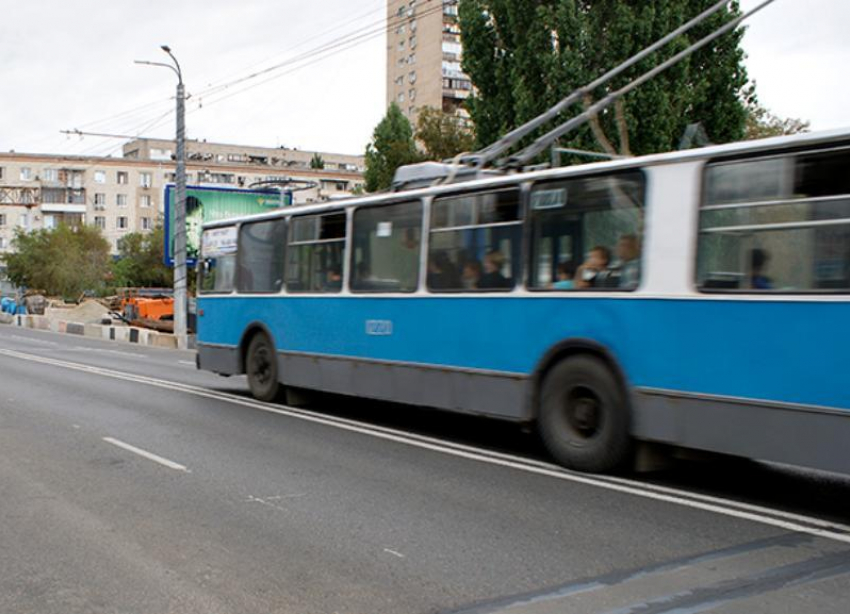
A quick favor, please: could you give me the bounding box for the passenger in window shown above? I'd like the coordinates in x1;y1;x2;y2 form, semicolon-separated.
462;259;482;290
750;248;773;290
575;246;612;289
325;264;343;291
479;250;512;289
428;251;461;289
398;227;420;289
553;262;576;290
616;234;641;288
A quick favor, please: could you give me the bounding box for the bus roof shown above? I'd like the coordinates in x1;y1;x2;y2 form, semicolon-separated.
202;126;850;230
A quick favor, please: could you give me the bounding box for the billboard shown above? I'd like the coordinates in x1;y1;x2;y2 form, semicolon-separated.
163;185;290;266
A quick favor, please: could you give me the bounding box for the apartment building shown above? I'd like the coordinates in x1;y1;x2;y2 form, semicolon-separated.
386;0;471;124
0;140;365;254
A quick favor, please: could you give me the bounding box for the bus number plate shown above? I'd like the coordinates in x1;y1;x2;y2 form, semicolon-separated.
365;320;393;336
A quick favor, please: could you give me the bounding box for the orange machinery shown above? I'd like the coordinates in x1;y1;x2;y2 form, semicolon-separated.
117;288;174;322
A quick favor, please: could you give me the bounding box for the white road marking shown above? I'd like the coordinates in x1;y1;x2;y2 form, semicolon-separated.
102;437;190;472
71;346;147;358
383;548;405;558
5;334;59;347
3;347;850;545
178;360;196;366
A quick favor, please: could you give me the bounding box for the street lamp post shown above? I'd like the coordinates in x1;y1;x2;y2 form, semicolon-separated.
135;46;188;349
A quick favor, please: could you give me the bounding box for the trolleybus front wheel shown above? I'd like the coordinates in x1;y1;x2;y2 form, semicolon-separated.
539;355;631;473
246;333;280;402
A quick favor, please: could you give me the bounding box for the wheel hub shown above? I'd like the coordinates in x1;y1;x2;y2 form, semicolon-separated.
566;387;601;438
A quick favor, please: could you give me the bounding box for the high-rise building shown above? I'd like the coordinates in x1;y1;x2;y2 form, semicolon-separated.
386;0;471;124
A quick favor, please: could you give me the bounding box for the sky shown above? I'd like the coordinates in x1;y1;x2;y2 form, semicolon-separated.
0;0;846;159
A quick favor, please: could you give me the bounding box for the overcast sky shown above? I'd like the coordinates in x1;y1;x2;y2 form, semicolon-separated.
0;0;846;159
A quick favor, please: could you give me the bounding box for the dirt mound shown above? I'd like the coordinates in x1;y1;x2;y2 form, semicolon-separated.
45;300;111;324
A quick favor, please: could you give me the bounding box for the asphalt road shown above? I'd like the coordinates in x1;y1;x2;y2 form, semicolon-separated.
1;325;849;614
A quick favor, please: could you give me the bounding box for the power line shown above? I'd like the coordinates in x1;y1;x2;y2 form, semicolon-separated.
189;3;444;116
62;1;391;142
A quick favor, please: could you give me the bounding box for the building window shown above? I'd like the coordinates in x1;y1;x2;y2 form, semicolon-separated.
94;193;106;210
43;168;58;182
94;171;106;184
0;237;5;249
0;214;6;226
150;148;172;161
408;53;416;65
408;70;416;83
94;216;106;229
20;167;31;181
409;35;417;49
117;216;129;230
140;217;152;231
398;93;405;103
140;195;152;208
18;213;28;228
140;172;152;188
0;167;4;180
117;171;128;184
117;194;128;207
409;88;416;101
398;40;405;51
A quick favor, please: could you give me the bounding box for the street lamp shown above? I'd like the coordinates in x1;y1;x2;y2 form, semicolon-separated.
135;46;188;350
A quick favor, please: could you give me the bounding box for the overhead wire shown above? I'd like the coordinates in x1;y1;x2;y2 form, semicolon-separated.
61;0;391;143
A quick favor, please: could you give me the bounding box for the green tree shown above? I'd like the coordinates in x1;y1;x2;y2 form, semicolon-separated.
415;106;477;161
310;152;325;169
364;103;421;192
111;226;172;288
745;98;810;140
2;224;110;298
458;0;753;158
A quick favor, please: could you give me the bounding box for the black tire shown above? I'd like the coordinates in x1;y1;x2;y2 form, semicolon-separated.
538;355;631;473
245;333;280;402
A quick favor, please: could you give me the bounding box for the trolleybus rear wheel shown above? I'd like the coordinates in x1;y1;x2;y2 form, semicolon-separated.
246;333;280;402
539;355;631;473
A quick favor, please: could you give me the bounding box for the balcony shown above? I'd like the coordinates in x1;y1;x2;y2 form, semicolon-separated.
41;203;87;214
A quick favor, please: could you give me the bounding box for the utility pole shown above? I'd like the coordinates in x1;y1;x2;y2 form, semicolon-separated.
135;46;188;349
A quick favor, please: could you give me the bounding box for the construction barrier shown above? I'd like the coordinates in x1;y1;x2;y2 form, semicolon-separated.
1;314;178;350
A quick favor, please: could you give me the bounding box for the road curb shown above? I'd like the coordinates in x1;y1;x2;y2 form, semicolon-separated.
4;314;178;350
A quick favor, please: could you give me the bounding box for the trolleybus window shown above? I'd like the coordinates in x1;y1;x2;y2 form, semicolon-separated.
428;189;521;292
199;225;237;294
237;218;286;294
351;201;422;293
285;212;346;293
529;172;645;290
698;147;850;292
